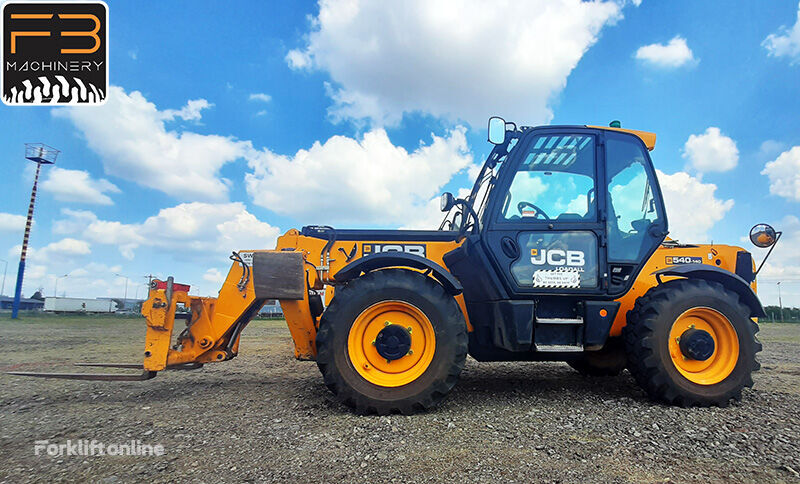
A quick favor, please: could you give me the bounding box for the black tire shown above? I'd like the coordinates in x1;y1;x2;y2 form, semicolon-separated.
316;269;468;415
568;337;627;376
623;279;761;407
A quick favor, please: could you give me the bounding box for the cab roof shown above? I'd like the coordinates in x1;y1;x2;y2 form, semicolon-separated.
516;124;657;151
586;125;656;151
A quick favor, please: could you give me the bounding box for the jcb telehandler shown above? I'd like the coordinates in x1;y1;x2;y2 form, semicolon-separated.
10;118;777;415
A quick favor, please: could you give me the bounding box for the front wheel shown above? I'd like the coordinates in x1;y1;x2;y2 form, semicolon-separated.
316;269;467;415
623;279;761;407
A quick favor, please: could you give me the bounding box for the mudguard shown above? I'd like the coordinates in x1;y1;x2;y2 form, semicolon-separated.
333;252;463;295
652;264;766;318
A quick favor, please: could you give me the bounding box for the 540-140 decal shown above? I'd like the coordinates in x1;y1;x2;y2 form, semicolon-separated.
665;256;703;265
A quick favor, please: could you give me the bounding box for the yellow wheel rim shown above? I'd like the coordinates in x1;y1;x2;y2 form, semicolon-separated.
348;301;436;387
668;307;739;385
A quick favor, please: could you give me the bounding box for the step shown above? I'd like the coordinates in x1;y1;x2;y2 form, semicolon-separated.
535;317;584;326
535;344;584;353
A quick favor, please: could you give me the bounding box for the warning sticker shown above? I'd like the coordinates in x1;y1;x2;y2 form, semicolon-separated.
238;251;254;267
533;269;581;288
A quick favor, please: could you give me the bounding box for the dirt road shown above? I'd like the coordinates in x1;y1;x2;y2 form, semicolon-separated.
1;315;798;483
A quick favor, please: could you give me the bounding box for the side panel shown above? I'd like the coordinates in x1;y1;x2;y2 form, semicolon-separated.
611;244;756;336
275;231;473;360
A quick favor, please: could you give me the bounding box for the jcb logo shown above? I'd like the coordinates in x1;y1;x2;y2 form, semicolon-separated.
363;244;427;258
2;2;108;105
531;248;585;267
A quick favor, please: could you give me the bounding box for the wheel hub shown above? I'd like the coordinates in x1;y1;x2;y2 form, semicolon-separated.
374;324;412;361
679;328;715;361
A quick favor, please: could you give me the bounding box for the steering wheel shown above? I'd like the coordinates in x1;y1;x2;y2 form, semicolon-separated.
517;201;550;220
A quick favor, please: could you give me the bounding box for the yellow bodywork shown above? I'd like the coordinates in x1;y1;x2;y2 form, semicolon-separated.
140;223;754;371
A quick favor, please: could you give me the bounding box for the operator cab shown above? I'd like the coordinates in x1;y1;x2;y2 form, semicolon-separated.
441;118;668;358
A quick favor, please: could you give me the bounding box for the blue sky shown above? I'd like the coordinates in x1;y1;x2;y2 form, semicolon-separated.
1;0;799;306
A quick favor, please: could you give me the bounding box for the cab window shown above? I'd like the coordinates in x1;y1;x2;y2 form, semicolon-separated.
498;134;596;222
606;135;662;261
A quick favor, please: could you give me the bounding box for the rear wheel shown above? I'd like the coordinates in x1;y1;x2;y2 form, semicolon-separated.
623;279;761;407
568;338;627;376
316;269;467;415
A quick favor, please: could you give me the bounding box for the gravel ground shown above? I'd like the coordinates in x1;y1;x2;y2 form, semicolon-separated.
1;315;799;483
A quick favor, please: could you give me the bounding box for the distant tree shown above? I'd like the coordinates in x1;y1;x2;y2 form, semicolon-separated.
764;305;800;322
30;290;45;301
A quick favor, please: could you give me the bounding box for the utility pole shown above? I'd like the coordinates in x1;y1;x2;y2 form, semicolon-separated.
114;273;129;301
777;281;784;323
0;258;7;296
54;273;69;298
12;144;59;319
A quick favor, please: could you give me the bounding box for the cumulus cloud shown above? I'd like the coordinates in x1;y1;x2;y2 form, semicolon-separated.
8;238;91;262
682;127;739;173
203;268;227;284
248;93;272;103
0;212;27;232
761;145;800;201
54;202;280;260
635;36;696;68
763;2;800;64
287;0;624;126
41;167;121;205
245;127;473;226
53;86;248;202
161;99;213;122
657;170;734;242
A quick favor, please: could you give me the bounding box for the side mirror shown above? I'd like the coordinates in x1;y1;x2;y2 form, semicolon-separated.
440;192;455;212
750;223;777;248
488;116;506;145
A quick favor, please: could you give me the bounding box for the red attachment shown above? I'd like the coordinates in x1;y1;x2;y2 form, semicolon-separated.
152;280;191;292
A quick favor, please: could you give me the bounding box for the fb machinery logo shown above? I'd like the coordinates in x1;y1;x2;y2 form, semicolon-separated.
2;1;107;105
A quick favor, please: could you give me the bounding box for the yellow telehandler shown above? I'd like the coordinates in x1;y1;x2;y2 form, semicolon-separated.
9;118;778;415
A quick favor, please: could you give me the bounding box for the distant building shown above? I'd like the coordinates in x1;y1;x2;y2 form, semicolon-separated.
0;296;44;311
259;299;283;317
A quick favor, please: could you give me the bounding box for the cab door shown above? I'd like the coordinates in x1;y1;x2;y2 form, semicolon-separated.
483;128;667;298
484;128;607;297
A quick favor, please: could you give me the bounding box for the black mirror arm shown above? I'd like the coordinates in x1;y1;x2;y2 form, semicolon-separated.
455;199;480;236
754;231;782;276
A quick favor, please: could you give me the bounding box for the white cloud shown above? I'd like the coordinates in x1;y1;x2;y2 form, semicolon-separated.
248;93;272;103
762;146;800;202
285;49;311;69
682;127;739;173
52;209;97;234
287;0;624;126
41;238;91;257
161;99;213;122
657;170;734;242
53;86;248;202
245;127;473;226
635;36;696;68
54;202;280;260
41;167;121;205
9;238;91;262
203;268;226;284
0;212;27;232
763;3;800;64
